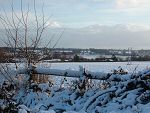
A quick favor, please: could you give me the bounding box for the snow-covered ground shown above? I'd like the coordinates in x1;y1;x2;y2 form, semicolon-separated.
38;61;150;73
0;61;150;113
37;61;150;87
3;61;150;73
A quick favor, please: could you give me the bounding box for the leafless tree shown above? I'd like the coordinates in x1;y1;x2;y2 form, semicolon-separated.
0;0;63;84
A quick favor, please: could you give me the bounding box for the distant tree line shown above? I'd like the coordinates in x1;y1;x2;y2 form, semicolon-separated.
2;47;150;62
73;54;120;62
131;55;150;61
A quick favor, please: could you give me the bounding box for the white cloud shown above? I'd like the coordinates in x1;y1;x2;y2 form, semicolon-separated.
126;24;150;32
59;24;150;49
46;20;62;28
116;0;150;9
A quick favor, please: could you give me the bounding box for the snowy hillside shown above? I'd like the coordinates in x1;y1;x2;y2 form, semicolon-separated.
0;62;150;113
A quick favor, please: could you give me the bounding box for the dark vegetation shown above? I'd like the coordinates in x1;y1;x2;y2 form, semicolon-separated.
1;47;150;63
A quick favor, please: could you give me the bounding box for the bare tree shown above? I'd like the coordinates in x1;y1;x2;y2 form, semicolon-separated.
0;0;63;84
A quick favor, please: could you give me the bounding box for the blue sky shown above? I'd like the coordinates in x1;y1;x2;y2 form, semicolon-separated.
1;0;150;28
1;0;150;49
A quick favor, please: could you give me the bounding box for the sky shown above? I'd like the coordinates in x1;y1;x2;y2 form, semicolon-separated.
0;0;150;49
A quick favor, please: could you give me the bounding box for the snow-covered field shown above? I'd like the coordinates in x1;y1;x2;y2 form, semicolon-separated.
39;61;150;73
0;61;150;113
